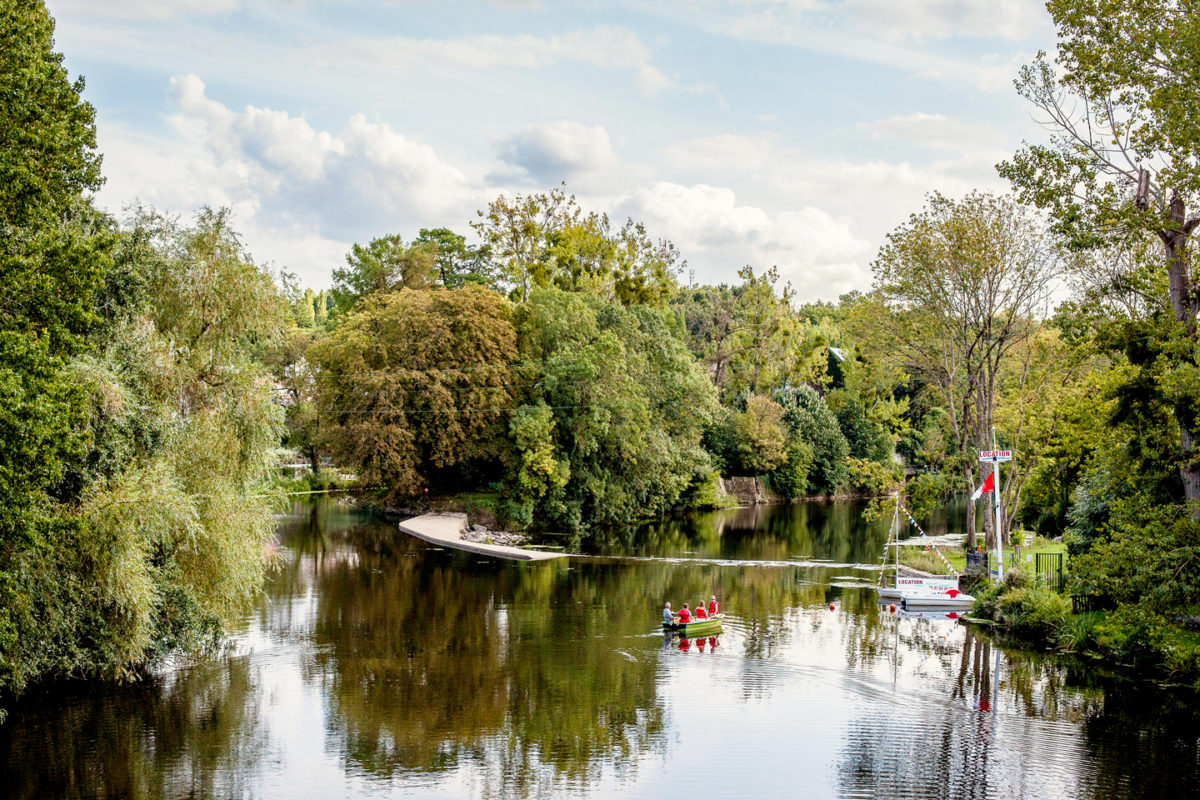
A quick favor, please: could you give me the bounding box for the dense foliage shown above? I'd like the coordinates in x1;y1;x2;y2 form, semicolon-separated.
310;286;517;502
13;0;1200;700
0;2;289;710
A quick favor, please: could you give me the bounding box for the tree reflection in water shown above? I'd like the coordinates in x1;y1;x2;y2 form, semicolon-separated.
3;498;1200;799
0;657;263;800
296;506;832;794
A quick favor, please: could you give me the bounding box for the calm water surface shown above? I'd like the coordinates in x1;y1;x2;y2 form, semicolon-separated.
2;499;1199;799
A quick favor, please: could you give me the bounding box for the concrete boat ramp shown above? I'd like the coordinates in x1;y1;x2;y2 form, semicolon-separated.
398;513;564;561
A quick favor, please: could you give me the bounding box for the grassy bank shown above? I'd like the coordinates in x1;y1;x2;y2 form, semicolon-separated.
896;534;1065;575
971;574;1200;690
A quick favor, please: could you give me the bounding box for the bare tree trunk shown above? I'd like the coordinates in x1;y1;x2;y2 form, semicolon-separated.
309;446;321;476
1162;193;1200;512
964;463;977;550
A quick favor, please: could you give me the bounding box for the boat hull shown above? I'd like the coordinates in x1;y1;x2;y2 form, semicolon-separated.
663;614;723;636
900;591;975;608
878;577;959;600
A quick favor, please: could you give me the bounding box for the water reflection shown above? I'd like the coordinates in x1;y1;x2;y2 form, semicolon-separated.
1;498;1198;799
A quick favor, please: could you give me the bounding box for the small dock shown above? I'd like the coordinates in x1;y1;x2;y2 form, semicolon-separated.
398;513;564;562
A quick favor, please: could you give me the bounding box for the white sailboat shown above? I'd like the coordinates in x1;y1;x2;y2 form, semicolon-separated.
876;497;967;605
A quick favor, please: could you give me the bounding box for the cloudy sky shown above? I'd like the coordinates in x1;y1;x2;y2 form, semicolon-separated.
45;0;1056;300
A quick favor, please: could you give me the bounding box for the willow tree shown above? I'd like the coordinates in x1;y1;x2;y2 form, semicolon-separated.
1000;0;1200;509
873;192;1059;549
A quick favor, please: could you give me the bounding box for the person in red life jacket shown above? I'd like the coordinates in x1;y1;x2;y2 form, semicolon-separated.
677;603;692;624
694;601;707;620
708;596;720;616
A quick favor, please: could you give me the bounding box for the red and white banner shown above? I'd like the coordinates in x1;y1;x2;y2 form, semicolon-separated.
970;472;994;501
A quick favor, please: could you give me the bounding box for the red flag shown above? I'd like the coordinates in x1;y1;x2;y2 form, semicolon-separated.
971;472;994;501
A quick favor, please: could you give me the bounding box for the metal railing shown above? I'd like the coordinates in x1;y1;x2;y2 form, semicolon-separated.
1034;552;1065;591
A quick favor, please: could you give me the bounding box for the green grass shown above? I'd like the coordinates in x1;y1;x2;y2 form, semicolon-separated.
898;531;1066;575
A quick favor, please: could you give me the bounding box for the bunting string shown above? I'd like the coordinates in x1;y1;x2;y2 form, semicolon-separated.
890;499;960;578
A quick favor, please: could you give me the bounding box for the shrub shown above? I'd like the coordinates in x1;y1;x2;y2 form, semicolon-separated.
995;586;1072;641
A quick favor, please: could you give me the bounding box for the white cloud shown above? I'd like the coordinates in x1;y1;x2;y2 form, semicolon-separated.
297;25;720;100
96;74;489;284
617;182;872;300
857;112;1007;156
496;121;617;181
47;0;239;20
690;0;1046;91
663;133;779;172
841;0;1051;42
302;25;650;72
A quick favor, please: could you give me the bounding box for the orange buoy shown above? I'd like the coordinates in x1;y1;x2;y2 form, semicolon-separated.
889;604;896;613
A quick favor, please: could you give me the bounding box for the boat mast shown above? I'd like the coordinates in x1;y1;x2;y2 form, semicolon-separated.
992;426;1003;581
893;495;900;587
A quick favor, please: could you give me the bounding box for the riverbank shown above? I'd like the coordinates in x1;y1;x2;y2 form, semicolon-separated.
896;535;1066;575
971;577;1200;690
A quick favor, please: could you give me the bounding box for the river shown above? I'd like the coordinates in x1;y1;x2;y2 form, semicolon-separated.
2;498;1198;799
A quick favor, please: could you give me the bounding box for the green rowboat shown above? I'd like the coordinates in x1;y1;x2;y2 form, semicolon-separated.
663;614;723;636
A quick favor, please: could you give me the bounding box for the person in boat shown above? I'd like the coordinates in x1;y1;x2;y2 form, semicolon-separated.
663;602;674;625
708;595;720;616
677;603;692;624
694;602;707;620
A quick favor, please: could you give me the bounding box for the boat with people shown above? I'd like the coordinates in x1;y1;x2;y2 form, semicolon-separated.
663;614;723;636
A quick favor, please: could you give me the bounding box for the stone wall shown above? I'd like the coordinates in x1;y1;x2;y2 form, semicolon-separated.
718;477;778;505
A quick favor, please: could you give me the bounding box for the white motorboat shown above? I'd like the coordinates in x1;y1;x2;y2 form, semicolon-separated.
900;587;975;608
877;575;960;600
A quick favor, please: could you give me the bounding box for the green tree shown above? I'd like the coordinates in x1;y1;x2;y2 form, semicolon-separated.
2;200;289;706
413;227;495;289
314;289;329;327
0;0;114;702
310;286;518;502
777;384;850;496
472;188;681;305
330;234;437;313
735;395;788;474
504;287;718;530
834;397;892;463
871;192;1059;548
294;287;317;328
768;438;814;500
675;269;825;399
1000;0;1200;508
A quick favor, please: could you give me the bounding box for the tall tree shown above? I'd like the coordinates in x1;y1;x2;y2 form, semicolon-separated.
310;286;517;502
505;287;719;530
872;192;1059;549
472;188;681;304
0;0;112;700
330;234;437;313
413;227;495;289
1000;0;1200;509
